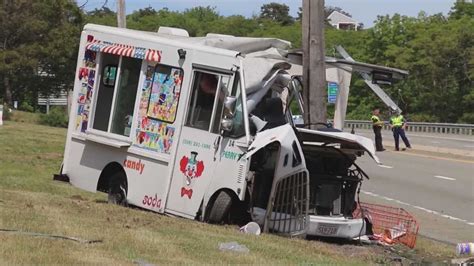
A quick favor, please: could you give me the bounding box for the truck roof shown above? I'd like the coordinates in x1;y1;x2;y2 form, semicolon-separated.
84;24;291;59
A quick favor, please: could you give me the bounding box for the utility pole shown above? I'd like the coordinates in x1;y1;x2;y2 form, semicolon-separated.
117;0;126;28
302;0;327;129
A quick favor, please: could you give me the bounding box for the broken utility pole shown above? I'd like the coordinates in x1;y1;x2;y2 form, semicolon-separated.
117;0;126;28
302;0;327;129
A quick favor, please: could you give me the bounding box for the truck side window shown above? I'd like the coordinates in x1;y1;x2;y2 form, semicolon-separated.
186;71;227;131
146;65;183;123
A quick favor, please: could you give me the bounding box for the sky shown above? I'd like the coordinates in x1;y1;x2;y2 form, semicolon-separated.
82;0;456;27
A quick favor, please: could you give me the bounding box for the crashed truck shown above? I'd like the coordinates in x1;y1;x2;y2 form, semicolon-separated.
56;24;406;238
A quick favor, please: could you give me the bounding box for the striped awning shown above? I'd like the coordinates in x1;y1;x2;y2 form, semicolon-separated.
86;40;162;62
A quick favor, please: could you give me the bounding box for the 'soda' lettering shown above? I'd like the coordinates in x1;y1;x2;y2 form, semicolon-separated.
142;194;161;209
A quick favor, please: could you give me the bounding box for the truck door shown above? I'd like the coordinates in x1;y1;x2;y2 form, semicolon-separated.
166;69;235;218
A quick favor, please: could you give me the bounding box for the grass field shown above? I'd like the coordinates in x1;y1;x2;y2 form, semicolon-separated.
0;113;456;264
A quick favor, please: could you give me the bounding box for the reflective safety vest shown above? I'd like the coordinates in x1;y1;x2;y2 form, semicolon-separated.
390;115;404;127
371;115;383;126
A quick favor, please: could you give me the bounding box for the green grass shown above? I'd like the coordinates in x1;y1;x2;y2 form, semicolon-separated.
0;120;456;264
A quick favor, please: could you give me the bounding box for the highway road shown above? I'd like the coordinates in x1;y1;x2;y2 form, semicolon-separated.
348;128;474;154
356;147;474;244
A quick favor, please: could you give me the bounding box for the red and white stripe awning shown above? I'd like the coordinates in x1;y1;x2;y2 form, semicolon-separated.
85;40;161;62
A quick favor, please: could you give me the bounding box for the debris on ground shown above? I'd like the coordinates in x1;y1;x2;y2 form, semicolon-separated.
353;202;419;248
456;242;474;255
218;242;250;253
239;222;261;235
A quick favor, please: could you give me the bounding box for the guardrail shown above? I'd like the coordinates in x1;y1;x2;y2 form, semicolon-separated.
345;120;474;136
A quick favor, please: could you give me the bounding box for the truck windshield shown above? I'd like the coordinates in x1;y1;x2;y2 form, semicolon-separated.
227;74;245;138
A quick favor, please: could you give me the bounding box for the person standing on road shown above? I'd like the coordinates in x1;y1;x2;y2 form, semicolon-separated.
390;109;412;151
371;108;385;151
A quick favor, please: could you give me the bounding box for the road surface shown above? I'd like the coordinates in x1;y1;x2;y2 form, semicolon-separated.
356;148;474;244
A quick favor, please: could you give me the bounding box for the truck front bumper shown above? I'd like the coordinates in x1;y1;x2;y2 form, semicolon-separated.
308;215;365;239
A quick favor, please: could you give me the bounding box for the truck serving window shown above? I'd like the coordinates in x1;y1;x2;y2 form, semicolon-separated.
110;57;142;136
93;54;141;137
146;65;183;123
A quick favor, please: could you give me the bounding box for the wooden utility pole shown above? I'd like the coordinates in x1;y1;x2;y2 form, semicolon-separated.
117;0;126;28
302;0;327;128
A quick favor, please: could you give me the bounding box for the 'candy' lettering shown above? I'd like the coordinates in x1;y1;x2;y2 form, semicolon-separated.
123;159;145;174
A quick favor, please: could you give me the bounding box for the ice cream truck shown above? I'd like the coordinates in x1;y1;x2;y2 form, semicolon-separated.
57;24;389;238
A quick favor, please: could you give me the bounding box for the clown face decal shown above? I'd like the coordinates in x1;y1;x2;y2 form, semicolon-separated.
179;151;205;199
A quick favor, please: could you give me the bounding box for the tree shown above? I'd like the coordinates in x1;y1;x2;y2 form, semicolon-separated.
85;6;116;26
0;0;83;106
260;2;293;25
449;1;474;20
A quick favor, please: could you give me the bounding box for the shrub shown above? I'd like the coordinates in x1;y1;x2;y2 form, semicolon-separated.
39;107;68;128
20;101;35;112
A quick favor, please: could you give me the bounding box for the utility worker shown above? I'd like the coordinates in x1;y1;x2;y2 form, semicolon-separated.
371;108;385;151
389;109;412;151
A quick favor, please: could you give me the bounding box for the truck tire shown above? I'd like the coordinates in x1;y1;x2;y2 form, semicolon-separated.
107;171;127;206
207;190;233;224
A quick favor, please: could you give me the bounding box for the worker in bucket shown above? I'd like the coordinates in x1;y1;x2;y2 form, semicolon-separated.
371;108;385;152
390;109;412;151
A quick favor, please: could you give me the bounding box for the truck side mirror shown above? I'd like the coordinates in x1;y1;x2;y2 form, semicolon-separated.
223;96;236;118
221;96;237;132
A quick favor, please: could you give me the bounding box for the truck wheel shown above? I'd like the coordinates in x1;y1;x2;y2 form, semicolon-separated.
107;172;127;206
207;191;233;224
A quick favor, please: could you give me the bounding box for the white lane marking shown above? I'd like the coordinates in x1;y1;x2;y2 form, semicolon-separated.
466;145;474;148
434;175;456;181
431;141;440;144
361;190;474;226
378;165;393;169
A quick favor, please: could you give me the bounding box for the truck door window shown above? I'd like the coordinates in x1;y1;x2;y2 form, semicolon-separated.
110;57;142;136
186;71;229;131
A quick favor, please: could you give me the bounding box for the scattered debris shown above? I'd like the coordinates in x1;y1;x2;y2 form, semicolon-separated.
239;222;261;235
457;243;474;255
218;242;250;253
353;202;419;248
0;228;102;244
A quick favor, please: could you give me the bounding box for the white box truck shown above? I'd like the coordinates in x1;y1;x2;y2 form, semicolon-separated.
57;24;381;238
